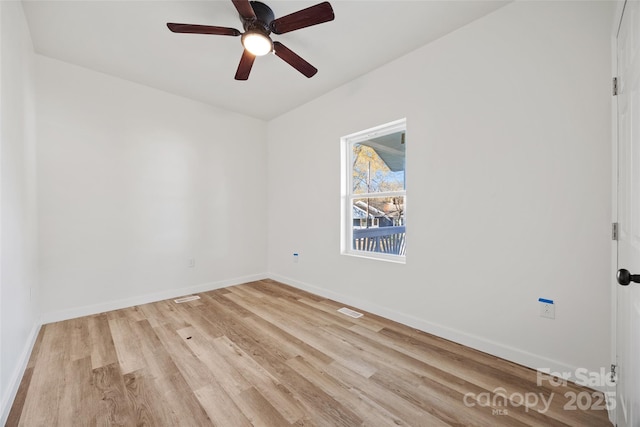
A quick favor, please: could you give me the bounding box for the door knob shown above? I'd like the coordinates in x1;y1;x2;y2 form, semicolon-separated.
617;269;640;286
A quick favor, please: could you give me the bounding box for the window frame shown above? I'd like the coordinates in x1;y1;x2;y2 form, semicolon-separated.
340;118;407;263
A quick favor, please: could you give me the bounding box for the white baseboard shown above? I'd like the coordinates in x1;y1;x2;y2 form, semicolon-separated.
268;273;607;392
40;273;268;324
0;321;41;426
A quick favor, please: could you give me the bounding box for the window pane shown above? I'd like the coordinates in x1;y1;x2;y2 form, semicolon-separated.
352;196;405;256
352;131;405;194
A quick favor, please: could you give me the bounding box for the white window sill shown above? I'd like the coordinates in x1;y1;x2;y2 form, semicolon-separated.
341;250;406;264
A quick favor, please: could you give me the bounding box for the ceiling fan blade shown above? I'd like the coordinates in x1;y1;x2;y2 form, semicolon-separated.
273;41;317;78
235;49;256;80
167;23;241;36
270;1;334;35
232;0;256;20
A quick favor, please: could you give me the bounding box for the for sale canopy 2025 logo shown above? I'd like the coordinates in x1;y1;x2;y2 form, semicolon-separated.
462;367;616;416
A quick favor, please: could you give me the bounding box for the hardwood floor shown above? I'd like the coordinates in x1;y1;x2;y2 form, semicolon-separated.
7;280;611;426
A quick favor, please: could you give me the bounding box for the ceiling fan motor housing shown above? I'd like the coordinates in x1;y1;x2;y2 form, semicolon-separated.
242;1;275;35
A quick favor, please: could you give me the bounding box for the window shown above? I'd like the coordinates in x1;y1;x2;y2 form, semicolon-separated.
341;119;406;262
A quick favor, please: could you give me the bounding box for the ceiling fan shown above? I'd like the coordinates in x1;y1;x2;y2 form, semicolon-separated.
167;0;335;81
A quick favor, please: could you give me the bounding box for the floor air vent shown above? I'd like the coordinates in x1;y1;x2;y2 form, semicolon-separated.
174;295;201;303
337;307;363;318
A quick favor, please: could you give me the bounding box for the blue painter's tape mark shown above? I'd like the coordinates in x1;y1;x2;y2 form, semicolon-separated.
538;298;554;304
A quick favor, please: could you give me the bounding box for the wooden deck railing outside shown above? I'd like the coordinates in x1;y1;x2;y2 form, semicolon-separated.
353;226;405;256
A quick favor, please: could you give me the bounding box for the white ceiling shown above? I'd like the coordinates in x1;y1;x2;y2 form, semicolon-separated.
22;0;509;120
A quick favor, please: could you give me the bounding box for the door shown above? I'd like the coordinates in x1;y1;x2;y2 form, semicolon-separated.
616;1;640;426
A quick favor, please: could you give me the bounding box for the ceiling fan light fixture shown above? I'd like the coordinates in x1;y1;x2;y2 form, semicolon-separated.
241;31;273;56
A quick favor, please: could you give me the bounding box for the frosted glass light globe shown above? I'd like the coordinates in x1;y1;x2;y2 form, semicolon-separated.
242;32;272;56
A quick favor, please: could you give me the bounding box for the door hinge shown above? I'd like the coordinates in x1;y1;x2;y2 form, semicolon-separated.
612;222;619;241
613;77;618;96
611;364;617;383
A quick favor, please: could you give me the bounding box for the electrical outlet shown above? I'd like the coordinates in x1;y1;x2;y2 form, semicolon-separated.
539;298;555;319
187;258;195;268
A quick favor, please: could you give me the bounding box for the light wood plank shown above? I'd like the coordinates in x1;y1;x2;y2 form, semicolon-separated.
194;384;253;427
87;314;118;369
108;317;146;375
10;280;612;426
92;362;132;425
18;321;71;426
211;335;307;423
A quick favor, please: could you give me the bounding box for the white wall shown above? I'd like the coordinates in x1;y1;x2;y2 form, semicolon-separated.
0;1;40;422
267;1;613;379
36;56;268;320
